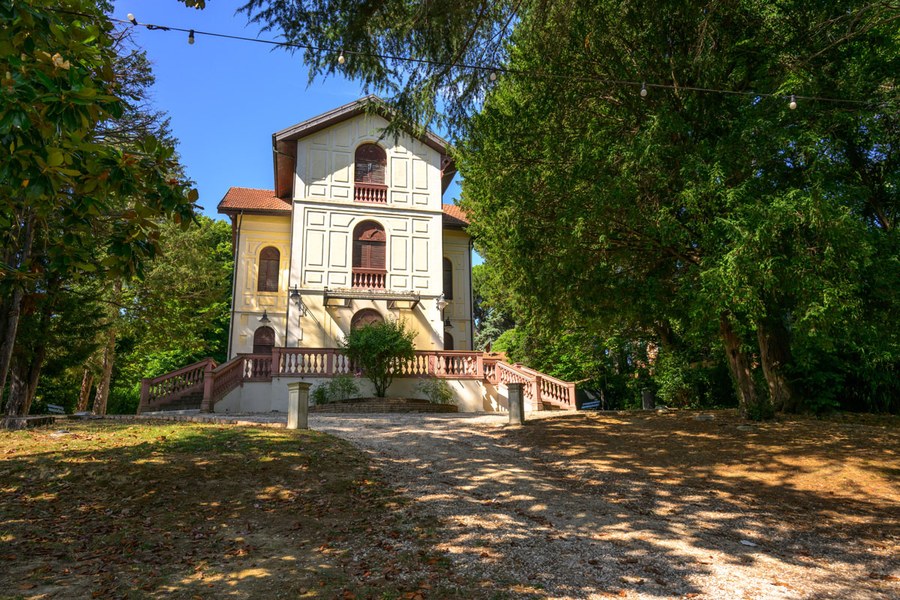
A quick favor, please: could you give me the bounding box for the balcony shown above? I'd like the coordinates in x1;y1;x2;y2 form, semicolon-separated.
354;182;388;204
351;268;386;289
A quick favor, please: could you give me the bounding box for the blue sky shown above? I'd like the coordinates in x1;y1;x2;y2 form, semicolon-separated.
112;1;464;219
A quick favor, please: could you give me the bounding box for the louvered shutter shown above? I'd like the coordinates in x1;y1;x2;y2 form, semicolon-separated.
355;144;387;184
257;247;280;292
443;258;453;299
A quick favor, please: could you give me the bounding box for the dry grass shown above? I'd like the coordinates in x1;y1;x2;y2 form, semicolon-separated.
0;421;503;599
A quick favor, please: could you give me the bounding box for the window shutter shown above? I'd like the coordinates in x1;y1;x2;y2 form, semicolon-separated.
354;144;387;184
258;247;280;292
352;222;386;271
443;258;453;299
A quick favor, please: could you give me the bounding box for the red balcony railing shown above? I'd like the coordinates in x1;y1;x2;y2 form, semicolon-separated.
352;268;387;289
354;182;388;203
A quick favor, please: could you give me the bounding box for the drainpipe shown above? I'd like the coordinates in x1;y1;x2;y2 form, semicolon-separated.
468;237;475;351
226;212;243;359
284;199;297;347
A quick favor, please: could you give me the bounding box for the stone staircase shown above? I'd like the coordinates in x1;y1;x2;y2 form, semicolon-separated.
138;350;578;414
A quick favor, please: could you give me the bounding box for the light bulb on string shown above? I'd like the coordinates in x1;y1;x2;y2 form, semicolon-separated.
489;71;497;81
338;50;345;65
126;13;137;25
640;82;648;97
188;30;195;45
789;95;797;110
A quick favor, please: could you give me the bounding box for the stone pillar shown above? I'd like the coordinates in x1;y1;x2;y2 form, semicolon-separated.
507;382;524;425
286;382;311;429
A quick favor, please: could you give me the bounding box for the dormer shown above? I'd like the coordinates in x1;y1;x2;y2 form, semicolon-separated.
271;96;456;207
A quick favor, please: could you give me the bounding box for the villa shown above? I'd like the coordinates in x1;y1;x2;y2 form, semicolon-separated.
138;97;576;414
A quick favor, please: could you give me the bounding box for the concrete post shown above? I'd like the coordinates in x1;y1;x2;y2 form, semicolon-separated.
641;388;655;410
507;382;524;425
286;381;311;429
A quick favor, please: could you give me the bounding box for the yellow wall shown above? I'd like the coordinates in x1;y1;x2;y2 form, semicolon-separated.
230;214;292;355
443;229;473;350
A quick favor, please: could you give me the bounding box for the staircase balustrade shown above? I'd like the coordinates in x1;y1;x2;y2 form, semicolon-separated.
138;349;577;414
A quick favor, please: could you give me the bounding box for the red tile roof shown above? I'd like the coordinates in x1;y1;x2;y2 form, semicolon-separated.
217;186;470;229
442;203;470;228
218;187;291;215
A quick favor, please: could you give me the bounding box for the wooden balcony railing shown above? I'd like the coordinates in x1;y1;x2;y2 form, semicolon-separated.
354;182;388;203
352;268;387;289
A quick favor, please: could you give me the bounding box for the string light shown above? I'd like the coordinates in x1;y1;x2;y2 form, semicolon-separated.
50;8;872;110
188;30;195;45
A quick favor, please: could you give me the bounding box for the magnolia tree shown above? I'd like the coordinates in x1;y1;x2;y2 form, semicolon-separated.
341;320;415;398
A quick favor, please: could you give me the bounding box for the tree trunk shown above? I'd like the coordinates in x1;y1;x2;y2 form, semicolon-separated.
77;369;94;412
720;314;768;420
92;280;122;416
0;212;34;401
5;357;29;417
756;314;796;412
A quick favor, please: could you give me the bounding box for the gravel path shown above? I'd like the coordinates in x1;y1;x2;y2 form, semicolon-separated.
311;413;898;600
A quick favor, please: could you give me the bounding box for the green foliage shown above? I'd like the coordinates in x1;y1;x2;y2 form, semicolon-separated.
342;320;416;398
1;1;199;414
457;1;898;417
311;375;361;405
310;384;329;406
417;378;455;405
472;263;516;351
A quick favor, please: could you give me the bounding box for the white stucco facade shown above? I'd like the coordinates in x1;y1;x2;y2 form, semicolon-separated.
220;98;473;357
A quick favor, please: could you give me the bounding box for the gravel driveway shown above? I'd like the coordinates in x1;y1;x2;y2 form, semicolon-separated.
311;412;898;600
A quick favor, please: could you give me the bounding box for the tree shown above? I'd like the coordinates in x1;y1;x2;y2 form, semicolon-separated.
180;0;899;415
471;263;514;351
1;1;197;416
341;320;415;398
456;1;898;417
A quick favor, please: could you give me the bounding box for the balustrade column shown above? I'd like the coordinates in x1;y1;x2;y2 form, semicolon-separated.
200;361;214;413
138;379;150;414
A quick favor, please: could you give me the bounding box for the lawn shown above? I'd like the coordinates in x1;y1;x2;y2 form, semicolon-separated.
0;421;493;599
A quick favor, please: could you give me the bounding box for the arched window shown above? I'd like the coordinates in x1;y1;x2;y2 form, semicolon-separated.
354;144;387;184
353;221;386;271
351;309;384;330
253;326;275;354
444;332;455;351
443;258;453;300
257;247;280;292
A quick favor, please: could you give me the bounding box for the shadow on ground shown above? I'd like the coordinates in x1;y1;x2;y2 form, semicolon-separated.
314;411;900;599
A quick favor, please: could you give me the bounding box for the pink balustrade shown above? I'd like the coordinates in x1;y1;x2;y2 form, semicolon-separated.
139;348;576;414
354;182;388;203
351;269;387;289
139;358;215;413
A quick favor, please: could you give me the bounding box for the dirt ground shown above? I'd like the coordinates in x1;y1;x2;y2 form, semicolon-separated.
1;411;897;599
314;409;900;599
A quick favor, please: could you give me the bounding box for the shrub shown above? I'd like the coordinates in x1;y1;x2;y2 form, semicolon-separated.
342;319;416;397
418;378;455;404
310;384;330;405
310;375;361;405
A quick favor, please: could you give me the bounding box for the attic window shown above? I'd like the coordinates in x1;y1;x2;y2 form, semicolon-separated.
354;144;386;184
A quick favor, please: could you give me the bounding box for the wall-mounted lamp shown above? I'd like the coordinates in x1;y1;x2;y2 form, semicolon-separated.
444;318;452;329
290;285;308;317
435;293;449;311
258;309;270;324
